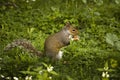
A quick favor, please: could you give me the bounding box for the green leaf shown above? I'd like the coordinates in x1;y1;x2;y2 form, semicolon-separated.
66;75;73;80
108;69;116;72
97;68;104;71
115;0;120;4
94;0;103;5
115;41;120;51
49;71;58;75
42;62;48;67
106;33;119;46
20;71;36;75
82;0;87;4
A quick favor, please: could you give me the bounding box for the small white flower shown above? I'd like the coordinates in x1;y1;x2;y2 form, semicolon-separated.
13;77;19;80
25;76;29;80
102;71;110;78
39;70;43;75
106;74;110;78
49;76;52;79
6;77;10;79
106;72;109;78
32;0;36;1
1;75;5;78
104;67;109;71
102;72;105;77
106;72;108;74
29;76;32;80
25;76;32;80
47;66;54;72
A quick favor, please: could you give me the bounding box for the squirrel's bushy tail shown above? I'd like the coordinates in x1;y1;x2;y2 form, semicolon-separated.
4;39;42;56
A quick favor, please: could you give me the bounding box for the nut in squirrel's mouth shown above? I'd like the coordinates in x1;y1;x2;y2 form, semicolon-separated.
73;35;79;41
69;35;79;41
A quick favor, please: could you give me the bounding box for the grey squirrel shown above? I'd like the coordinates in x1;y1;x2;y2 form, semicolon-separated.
4;22;79;60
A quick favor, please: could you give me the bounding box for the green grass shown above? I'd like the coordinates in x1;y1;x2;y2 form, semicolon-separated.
0;0;120;80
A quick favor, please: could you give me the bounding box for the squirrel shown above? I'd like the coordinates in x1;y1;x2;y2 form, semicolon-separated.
4;22;79;60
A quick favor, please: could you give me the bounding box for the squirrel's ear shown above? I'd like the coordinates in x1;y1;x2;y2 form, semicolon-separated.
65;22;71;28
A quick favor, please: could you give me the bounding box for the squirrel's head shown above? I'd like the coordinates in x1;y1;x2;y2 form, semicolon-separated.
64;22;79;36
64;22;79;41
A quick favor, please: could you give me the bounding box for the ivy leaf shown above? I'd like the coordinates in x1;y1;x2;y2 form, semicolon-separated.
106;33;119;46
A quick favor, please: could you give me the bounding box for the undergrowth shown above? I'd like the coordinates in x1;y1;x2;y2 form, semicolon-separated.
0;0;120;80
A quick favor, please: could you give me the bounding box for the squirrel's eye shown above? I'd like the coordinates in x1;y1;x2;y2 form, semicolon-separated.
72;30;75;31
